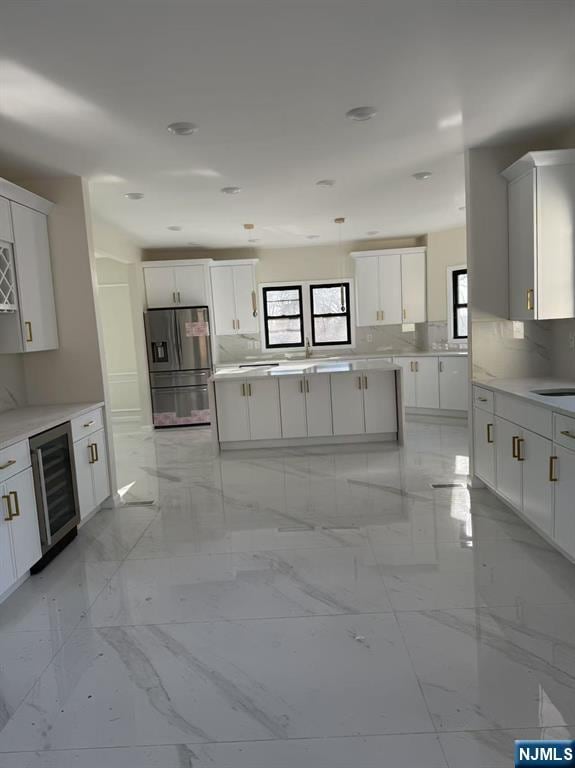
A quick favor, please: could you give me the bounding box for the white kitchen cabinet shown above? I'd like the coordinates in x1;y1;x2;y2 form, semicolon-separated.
10;202;58;352
0;468;41;588
144;262;209;308
553;444;575;559
363;370;398;434
352;248;425;327
215;381;250;442
247;379;281;440
0;197;13;241
331;373;366;435
279;377;307;438
521;429;554;538
473;407;496;487
279;375;333;439
305;374;333;437
393;356;439;409
73;428;110;521
439;356;468;411
393;358;417;407
401;250;426;323
503;150;575;321
215;378;280;442
210;261;258;336
495;416;522;511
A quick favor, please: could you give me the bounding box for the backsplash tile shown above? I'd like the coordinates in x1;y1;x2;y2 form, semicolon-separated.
471;316;552;380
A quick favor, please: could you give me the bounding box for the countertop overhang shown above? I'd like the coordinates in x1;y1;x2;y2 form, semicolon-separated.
473;377;575;418
211;359;401;382
0;402;105;450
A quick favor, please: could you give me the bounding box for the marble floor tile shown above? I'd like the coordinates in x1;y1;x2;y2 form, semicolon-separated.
0;733;448;767
84;546;391;625
398;604;575;732
0;615;434;751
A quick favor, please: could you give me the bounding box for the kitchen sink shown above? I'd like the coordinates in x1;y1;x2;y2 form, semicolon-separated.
532;389;575;397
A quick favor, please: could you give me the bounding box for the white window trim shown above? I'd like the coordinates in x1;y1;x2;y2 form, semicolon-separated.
447;264;468;345
259;278;356;352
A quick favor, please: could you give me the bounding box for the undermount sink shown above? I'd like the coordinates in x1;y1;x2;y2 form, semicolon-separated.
532;389;575;397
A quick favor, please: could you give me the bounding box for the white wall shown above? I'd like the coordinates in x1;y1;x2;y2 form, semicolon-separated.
426;227;467;322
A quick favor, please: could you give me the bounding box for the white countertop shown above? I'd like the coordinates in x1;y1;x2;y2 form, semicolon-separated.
212;359;401;381
473;377;575;418
216;350;467;371
0;402;105;450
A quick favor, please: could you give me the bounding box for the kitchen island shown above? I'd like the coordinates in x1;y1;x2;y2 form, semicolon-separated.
209;359;403;450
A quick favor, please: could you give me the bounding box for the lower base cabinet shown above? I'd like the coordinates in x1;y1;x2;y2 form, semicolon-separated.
495;416;523;511
553;445;575;558
279;375;333;439
215;379;282;442
521;429;554;538
473;407;496;487
0;467;42;593
74;428;110;520
439;356;468;410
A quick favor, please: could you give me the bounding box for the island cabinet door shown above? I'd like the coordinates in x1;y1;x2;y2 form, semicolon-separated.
0;484;16;595
363;371;397;434
495;416;523;511
279;377;307;438
552;445;575;558
305;374;333;437
6;468;41;579
215;380;250;442
473;407;496;488
393;358;416;407
247;379;282;440
331;373;365;435
74;436;96;520
521;428;554;538
414;357;439;409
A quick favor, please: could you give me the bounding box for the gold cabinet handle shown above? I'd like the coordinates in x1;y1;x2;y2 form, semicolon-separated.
439;361;444;373
478;397;488;403
299;379;303;393
363;375;368;389
83;420;96;428
487;423;494;443
560;430;575;440
416;361;419;372
9;491;20;517
88;444;95;464
0;459;16;471
249;383;252;396
251;290;258;318
527;288;534;311
177;291;181;304
403;309;407;320
172;291;177;304
93;443;99;462
357;375;362;390
380;309;385;321
517;437;525;461
25;321;33;343
2;494;12;522
241;383;246;397
549;455;558;482
410;361;414;372
512;435;519;458
305;379;310;393
237;318;240;330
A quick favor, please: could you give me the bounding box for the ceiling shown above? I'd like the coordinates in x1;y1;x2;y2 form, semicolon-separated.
0;0;574;248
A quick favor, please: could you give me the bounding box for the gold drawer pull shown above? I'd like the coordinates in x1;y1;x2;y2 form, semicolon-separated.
549;455;558;482
9;491;20;517
88;444;95;464
486;423;494;443
477;397;488;403
305;379;310;393
25;321;33;343
527;288;534;311
2;494;12;521
0;459;16;471
512;435;519;458
93;443;99;462
299;379;303;394
357;376;362;390
517;437;525;461
363;375;368;389
560;430;575;440
83;420;96;428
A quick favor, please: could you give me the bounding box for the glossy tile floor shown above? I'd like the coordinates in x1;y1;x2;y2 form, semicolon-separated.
1;421;575;767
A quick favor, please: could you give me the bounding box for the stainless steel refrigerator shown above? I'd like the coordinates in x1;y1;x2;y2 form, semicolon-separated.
144;306;212;427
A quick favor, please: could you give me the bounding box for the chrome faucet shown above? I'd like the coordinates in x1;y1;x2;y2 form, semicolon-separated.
305;337;312;358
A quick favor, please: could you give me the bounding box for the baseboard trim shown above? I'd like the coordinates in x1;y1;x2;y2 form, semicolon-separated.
220;432;399;451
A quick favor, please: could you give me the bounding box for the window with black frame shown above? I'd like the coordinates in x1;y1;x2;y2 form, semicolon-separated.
452;268;468;339
310;282;352;346
262;285;304;348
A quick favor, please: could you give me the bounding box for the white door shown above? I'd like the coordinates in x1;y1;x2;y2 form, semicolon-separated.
414;357;439;409
210;266;237;335
215;380;250;442
74;436;95;520
279;377;307;438
247;379;282;440
439;357;468;411
473;408;496;487
401;250;426;323
11;202;58;351
363;370;398;434
355;256;380;327
554;444;575;558
0;483;16;594
331;373;365;435
305;374;333;437
233;265;258;333
90;430;110;509
508;173;535;321
393;358;416;407
144;267;177;308
378;252;402;325
0;197;13;241
495;416;522;510
521;430;554;537
174;265;208;306
6;468;41;578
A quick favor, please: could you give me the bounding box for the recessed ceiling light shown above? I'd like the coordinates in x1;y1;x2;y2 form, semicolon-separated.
316;179;336;187
366;230;379;236
167;225;182;231
306;235;320;240
167;121;198;136
346;106;377;122
412;171;432;181
438;112;463;130
124;192;144;200
221;186;242;195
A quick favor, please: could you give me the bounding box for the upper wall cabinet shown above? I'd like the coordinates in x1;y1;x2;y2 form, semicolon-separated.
143;261;211;308
210;261;258;335
503;149;575;321
0;180;58;354
351;247;426;327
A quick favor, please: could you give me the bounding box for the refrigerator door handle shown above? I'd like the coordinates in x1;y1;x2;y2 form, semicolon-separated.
174;312;183;370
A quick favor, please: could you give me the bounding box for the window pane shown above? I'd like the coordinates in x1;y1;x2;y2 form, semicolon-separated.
313;316;349;344
456;307;468;338
267;318;303;346
456;272;468;304
312;285;347;314
265;289;301;317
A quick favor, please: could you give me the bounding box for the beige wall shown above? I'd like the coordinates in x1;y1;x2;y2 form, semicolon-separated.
426;227;467;322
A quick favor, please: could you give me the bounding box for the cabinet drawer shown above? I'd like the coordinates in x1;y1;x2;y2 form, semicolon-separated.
495;393;552;438
473;386;494;412
71;408;104;442
553;413;575;451
0;440;31;483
